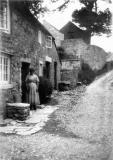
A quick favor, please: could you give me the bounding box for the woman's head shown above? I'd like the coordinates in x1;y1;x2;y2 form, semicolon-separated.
29;67;35;75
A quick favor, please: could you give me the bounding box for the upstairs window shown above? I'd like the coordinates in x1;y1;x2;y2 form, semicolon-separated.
0;53;10;84
38;30;42;44
46;36;52;48
0;0;10;33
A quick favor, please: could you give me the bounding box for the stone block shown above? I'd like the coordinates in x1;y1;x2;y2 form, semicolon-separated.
6;103;30;121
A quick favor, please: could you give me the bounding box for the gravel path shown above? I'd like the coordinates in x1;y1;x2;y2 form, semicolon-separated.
1;71;113;160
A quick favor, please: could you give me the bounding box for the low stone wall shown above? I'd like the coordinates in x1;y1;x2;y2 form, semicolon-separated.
6;103;30;121
61;69;79;89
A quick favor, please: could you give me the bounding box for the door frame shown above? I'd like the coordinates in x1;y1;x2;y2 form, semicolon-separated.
21;60;30;102
54;61;57;89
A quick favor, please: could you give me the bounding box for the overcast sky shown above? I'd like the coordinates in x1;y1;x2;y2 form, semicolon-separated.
40;0;113;53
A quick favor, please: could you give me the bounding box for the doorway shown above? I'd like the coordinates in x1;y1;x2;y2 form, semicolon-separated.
54;62;57;89
45;61;50;79
21;62;30;102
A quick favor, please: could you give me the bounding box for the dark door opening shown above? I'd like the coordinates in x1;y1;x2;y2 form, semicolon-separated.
45;61;50;79
54;62;57;89
21;62;30;102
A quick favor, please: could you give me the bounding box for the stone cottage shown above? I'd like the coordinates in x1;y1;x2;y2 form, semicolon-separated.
0;0;60;118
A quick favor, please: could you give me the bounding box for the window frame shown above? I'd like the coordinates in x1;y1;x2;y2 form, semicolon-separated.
46;36;52;48
0;0;10;33
39;60;43;77
0;52;10;85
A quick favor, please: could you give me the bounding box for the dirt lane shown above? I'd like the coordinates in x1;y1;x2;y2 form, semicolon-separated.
70;71;113;143
1;71;113;160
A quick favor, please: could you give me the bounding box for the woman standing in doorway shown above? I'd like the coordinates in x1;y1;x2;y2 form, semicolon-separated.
26;67;40;110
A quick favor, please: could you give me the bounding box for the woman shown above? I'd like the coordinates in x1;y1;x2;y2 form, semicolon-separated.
26;67;40;110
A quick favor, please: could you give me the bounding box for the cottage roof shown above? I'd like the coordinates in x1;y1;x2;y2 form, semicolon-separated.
43;20;64;47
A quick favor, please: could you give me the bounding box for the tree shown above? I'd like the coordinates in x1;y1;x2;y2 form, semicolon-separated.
24;0;112;36
23;0;48;17
72;0;112;36
23;0;71;16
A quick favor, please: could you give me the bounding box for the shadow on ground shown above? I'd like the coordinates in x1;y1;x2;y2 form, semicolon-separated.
42;97;80;139
41;113;80;138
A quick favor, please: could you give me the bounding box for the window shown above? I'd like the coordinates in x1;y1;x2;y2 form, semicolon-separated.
46;36;52;48
39;61;43;77
0;53;10;84
38;30;42;44
0;0;10;33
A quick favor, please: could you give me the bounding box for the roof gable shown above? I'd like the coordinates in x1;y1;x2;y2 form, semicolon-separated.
60;21;82;33
60;21;90;44
43;20;64;46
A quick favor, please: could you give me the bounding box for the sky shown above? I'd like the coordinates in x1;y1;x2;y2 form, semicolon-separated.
40;0;113;53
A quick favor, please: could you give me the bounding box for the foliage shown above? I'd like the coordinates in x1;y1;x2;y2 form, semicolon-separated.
23;0;48;17
23;0;112;35
23;0;71;16
72;0;112;36
24;0;112;36
57;47;65;59
38;77;53;104
78;61;96;84
51;0;70;11
78;60;113;84
95;61;113;77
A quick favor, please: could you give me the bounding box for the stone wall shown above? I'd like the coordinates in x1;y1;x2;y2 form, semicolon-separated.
82;45;107;71
60;39;85;87
61;68;79;88
61;39;107;86
61;39;107;71
0;3;60;119
61;39;88;59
